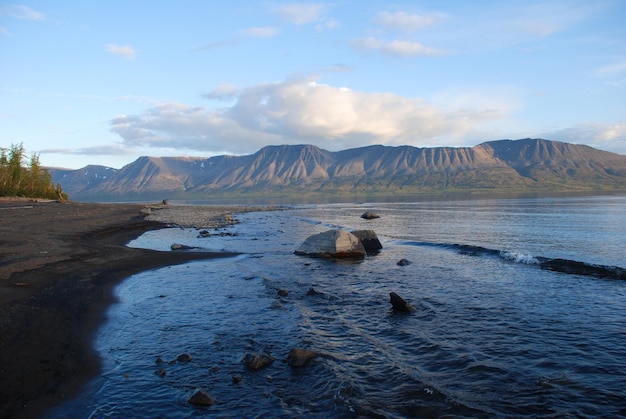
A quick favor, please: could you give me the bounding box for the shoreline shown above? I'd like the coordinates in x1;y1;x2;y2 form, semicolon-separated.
0;200;272;418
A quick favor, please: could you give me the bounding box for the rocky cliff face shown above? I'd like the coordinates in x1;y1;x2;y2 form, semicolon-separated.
50;139;626;201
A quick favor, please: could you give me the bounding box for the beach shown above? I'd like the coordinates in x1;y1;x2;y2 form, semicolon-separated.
0;199;271;418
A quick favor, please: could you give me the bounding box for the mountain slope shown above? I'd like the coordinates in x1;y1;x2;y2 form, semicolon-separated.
48;165;117;194
478;139;626;187
51;139;626;201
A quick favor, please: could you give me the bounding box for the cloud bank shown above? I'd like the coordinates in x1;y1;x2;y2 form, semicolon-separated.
110;78;504;154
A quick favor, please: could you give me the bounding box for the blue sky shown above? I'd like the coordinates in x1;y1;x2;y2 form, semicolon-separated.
1;1;625;169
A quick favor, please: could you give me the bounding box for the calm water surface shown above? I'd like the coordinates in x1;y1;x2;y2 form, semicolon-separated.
50;195;626;418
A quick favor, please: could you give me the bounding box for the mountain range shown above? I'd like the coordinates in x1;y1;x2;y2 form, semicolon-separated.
49;138;626;201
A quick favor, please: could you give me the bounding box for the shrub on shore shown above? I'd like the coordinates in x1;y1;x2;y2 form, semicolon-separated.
0;143;68;200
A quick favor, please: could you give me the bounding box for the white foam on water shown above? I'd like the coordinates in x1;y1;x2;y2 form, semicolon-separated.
499;251;540;265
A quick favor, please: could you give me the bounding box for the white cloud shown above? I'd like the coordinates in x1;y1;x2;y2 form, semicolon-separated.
596;124;626;142
41;144;132;156
110;78;504;154
271;3;326;24
195;26;278;51
351;37;444;57
431;86;522;115
239;26;279;38
507;18;562;38
540;123;626;154
203;83;240;100
105;44;135;60
317;64;352;73
0;26;9;35
0;4;45;20
110;103;280;154
377;11;436;32
499;1;606;41
315;18;339;30
439;1;605;54
595;61;626;77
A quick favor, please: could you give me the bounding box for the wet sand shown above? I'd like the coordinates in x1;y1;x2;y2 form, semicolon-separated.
0;199;270;417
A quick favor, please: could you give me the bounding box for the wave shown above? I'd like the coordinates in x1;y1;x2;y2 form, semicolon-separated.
399;241;626;280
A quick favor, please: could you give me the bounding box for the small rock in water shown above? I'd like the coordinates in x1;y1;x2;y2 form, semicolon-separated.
397;258;412;266
177;353;192;362
188;388;215;406
198;230;211;237
232;375;243;384
277;289;289;297
156;368;166;377
287;348;319;367
243;353;274;370
389;292;415;312
171;243;195;250
361;211;380;220
155;357;164;364
306;287;323;296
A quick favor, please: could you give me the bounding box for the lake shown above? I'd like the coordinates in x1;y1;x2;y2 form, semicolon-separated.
50;194;626;418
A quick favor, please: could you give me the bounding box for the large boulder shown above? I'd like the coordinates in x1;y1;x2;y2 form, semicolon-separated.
351;230;382;254
294;229;366;258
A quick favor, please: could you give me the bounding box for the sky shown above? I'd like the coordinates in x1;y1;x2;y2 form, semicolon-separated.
1;0;625;169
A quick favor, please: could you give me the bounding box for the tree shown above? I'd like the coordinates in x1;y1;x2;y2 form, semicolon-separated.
0;143;68;200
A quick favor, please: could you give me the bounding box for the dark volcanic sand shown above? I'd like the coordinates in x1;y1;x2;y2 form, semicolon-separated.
0;199;244;417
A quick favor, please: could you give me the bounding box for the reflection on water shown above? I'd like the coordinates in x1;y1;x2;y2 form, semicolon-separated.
51;196;626;418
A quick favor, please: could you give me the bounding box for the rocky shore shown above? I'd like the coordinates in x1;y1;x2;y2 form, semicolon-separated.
0;199;276;418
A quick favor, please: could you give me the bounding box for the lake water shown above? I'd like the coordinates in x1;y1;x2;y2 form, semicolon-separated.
50;195;626;418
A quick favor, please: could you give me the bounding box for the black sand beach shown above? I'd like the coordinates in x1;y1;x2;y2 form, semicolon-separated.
0;200;263;417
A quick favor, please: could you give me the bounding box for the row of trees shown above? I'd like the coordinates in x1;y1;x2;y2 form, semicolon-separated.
0;143;67;200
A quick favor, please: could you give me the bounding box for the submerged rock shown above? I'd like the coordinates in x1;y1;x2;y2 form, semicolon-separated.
389;292;415;312
177;353;192;362
243;353;274;370
397;258;412;266
188;388;215;406
294;229;366;258
351;230;383;254
287;348;319;368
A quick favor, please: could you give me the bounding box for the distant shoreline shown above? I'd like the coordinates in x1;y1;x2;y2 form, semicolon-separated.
0;200;274;418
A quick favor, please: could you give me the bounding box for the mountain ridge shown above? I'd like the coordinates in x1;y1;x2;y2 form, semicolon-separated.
49;138;626;201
